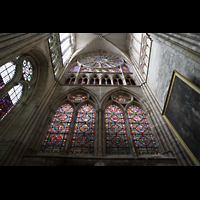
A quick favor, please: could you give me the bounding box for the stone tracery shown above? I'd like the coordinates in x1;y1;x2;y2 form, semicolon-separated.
65;53;136;86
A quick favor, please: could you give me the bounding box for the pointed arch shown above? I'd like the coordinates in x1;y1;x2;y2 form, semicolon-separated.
40;103;74;153
105;104;131;154
69;103;96;154
127;105;159;155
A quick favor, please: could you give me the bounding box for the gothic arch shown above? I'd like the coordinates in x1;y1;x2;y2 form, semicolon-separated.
101;88;142;107
37;87;99;155
22;48;50;104
102;100;133;156
100;88;161;156
0;47;52;166
33;87;99;154
49;87;100;111
0;48;49;128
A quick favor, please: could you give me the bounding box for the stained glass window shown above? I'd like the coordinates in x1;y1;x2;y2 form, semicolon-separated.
70;104;95;154
0;62;16;89
105;105;131;154
0;83;23;121
22;59;33;81
0;93;13;121
122;65;131;73
70;65;80;72
127;105;159;155
113;95;131;104
69;94;88;102
78;54;123;68
41;104;74;153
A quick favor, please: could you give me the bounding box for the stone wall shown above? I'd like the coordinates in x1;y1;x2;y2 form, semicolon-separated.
147;33;200;109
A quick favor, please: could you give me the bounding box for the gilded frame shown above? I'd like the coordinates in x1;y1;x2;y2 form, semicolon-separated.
162;70;200;166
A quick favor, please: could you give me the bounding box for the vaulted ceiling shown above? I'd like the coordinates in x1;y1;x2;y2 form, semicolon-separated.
72;33;129;60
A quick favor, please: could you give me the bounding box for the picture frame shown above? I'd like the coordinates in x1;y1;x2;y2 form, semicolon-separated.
162;70;200;166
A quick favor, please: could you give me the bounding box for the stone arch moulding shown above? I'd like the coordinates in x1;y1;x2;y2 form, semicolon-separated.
34;87;100;155
22;48;50;105
49;86;100;111
31;86;101;152
101;88;143;108
0;48;49;130
0;47;51;166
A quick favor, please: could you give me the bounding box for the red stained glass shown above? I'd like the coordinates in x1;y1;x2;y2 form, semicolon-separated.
121;65;131;73
113;95;131;104
41;104;74;153
105;105;131;154
127;105;159;155
69;104;95;154
69;94;88;102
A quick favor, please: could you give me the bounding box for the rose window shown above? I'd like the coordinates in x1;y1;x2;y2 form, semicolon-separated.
22;59;33;81
78;54;124;68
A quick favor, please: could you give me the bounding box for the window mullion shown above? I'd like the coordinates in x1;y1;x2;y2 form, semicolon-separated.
124;110;137;157
64;107;77;154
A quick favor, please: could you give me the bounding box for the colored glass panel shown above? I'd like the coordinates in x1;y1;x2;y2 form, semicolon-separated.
113;95;131;104
78;54;123;68
105;105;131;154
81;67;90;72
0;93;14;121
69;94;88;102
70;65;80;72
127;105;159;155
22;59;33;81
70;104;95;154
121;65;131;73
0;84;23;121
41;104;74;153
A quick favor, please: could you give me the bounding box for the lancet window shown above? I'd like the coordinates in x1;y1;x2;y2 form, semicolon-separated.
40;104;74;153
40;90;160;157
105;104;131;154
40;92;96;155
69;104;96;154
104;93;160;156
127;105;159;155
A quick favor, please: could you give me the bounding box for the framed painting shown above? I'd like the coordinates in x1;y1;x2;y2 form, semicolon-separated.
162;71;200;166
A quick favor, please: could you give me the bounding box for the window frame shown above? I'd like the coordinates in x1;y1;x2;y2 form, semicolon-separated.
0;54;37;123
39;94;98;156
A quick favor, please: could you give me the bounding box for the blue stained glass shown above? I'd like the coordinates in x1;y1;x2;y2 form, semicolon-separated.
69;104;95;154
121;65;131;73
127;105;159;155
70;65;80;72
40;104;74;153
0;93;14;121
105;105;131;154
